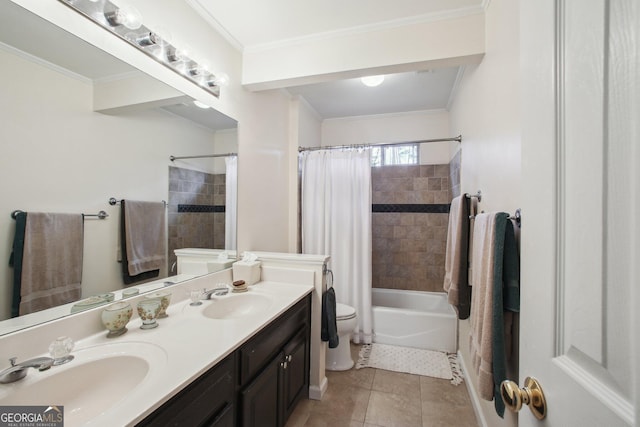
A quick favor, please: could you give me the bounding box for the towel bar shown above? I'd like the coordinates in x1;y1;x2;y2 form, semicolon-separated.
82;211;109;220
109;197;167;207
468;209;521;228
465;190;482;202
11;210;108;220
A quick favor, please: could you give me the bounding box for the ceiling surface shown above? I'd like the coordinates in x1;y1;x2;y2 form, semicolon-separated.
190;0;483;118
3;1;485;122
0;1;237;131
189;0;483;49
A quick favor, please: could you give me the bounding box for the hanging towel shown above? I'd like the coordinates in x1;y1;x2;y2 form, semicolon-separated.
468;212;521;417
492;217;520;417
321;287;339;348
9;212;27;318
120;200;166;284
443;194;472;319
10;212;83;316
467;197;479;286
468;212;497;401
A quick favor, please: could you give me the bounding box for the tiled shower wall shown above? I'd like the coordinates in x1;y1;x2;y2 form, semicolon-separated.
372;152;461;292
168;166;226;274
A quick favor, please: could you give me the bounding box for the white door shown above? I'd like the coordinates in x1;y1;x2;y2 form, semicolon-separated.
520;0;638;426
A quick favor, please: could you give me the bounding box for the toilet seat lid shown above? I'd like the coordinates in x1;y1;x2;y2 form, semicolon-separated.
336;303;356;320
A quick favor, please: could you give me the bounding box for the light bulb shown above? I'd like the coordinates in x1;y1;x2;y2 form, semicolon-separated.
361;75;385;87
119;5;142;29
193;100;210;109
104;5;142;30
214;72;230;87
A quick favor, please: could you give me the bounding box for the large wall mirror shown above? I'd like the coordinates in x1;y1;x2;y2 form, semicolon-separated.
0;1;238;334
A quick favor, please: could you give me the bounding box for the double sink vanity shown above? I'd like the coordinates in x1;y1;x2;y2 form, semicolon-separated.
0;252;328;427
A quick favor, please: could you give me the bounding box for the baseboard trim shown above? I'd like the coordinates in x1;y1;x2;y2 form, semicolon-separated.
457;350;489;427
308;376;328;400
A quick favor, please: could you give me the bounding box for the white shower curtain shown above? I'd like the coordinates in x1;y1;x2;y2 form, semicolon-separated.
300;148;373;344
225;156;237;250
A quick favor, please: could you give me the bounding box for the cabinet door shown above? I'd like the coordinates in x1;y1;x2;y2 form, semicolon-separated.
137;354;234;427
240;351;284;427
281;327;309;421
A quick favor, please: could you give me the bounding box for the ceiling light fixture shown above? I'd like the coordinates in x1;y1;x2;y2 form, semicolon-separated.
193;100;210;109
361;75;385;87
58;0;224;98
103;5;142;30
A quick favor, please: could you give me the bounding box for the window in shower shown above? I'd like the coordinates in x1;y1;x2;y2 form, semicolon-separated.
371;144;419;167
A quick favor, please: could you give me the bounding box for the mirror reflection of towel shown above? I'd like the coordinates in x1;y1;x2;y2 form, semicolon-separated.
120;200;166;284
10;212;83;316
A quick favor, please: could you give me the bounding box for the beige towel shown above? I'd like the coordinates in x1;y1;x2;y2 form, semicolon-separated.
20;213;83;315
468;212;497;401
443;195;471;319
123;200;166;276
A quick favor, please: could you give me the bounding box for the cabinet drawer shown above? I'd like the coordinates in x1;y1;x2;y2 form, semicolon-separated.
138;354;235;427
238;296;310;386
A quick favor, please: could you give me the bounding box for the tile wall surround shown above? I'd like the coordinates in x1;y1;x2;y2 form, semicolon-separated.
372;158;460;293
168;166;226;273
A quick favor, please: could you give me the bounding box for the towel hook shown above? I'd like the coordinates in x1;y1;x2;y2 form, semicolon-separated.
323;264;334;289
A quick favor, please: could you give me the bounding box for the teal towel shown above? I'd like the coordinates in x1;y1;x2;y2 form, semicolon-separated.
9;212;27;318
492;214;520;417
321;287;339;348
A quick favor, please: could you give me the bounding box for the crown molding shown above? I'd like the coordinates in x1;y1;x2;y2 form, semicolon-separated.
244;4;486;54
446;65;467;111
0;40;92;85
92;70;144;84
184;0;244;52
322;108;449;123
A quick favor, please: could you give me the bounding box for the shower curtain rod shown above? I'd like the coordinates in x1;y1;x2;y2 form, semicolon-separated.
170;153;237;161
298;135;462;152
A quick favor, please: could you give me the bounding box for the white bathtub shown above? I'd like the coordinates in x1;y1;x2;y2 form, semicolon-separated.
372;288;457;353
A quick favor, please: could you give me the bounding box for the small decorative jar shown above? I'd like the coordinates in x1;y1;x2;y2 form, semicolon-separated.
144;290;172;318
137;299;161;329
101;302;133;338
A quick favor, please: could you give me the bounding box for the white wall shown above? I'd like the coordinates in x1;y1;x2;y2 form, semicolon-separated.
8;0;294;270
321;109;455;164
243;13;486;90
448;0;520;426
0;49;220;320
236;89;292;253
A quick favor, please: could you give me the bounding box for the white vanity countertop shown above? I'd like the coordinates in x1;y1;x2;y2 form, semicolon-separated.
0;280;313;427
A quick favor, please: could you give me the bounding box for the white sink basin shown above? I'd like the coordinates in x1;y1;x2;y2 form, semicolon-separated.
0;342;166;426
202;294;273;319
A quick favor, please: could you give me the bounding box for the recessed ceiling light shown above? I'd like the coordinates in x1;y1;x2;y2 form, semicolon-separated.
193;100;210;109
361;75;385;87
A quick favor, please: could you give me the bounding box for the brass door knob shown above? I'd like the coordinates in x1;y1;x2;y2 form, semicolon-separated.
500;376;547;420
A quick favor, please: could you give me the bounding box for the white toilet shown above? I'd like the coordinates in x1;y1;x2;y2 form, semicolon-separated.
326;303;358;371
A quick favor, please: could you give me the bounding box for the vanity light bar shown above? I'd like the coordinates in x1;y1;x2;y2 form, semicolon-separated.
57;0;221;98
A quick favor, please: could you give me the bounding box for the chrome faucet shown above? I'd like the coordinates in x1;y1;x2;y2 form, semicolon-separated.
0;356;54;384
202;286;229;300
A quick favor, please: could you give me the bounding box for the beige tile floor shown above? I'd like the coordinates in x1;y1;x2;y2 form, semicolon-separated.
286;344;478;427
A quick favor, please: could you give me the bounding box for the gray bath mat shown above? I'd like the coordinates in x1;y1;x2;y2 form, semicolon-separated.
356;343;463;385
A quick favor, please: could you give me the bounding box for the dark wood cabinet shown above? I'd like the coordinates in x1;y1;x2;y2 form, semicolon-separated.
137;353;235;427
137;294;310;427
240;351;283;427
238;296;311;427
281;327;309;421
